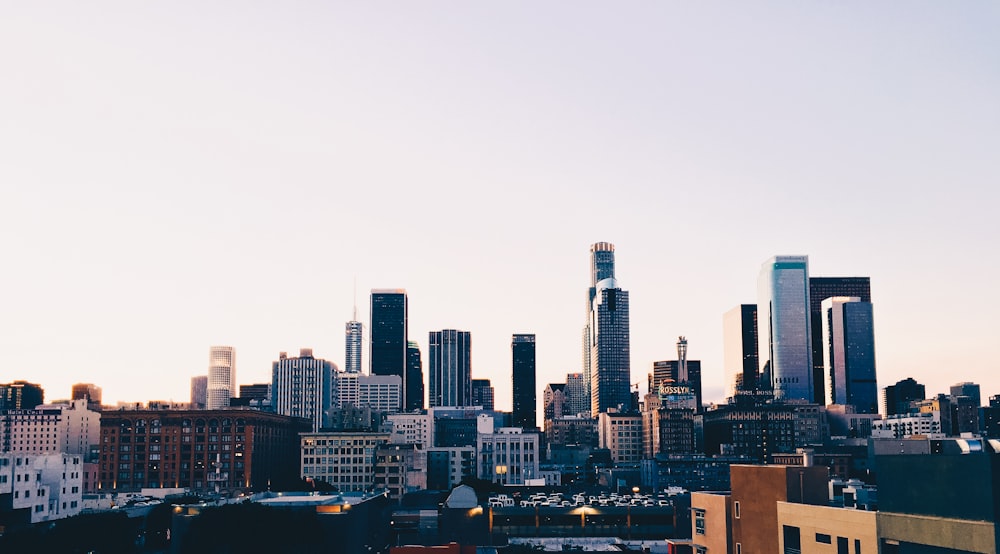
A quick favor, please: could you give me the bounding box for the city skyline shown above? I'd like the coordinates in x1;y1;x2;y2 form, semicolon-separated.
1;3;998;415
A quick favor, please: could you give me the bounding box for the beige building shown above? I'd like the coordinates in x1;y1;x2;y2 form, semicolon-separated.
598;412;643;463
776;502;877;554
300;431;390;492
691;491;732;554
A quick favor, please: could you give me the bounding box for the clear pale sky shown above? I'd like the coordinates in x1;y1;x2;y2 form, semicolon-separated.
2;3;998;421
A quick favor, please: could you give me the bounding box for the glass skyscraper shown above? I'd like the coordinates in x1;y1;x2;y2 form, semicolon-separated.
723;304;759;400
757;256;813;402
589;277;632;415
821;297;877;413
512;334;537;428
809;277;871;405
345;317;363;374
428;329;472;407
583;242;616;412
406;340;424;411
207;346;236;410
370;289;408;404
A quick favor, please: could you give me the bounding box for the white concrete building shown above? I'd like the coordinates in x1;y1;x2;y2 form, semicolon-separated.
386;412;433;447
335;372;402;413
0;453;83;523
2;399;100;457
871;411;944;439
477;424;539;485
207;346;236;410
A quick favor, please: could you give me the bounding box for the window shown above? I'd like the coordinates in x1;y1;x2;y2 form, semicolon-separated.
736;543;742;554
783;526;801;554
693;508;706;535
855;539;862;554
838;537;849;554
816;534;832;544
734;501;740;519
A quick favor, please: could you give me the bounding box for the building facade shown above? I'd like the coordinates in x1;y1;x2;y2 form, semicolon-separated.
821;297;878;412
428;330;472;408
206;346;236;410
589;278;631;415
758;256;814;402
650;337;704;412
271;348;335;432
406;341;424;411
723;304;759;400
370;289;408;388
511;334;537;429
598;412;643;464
300;431;390;492
345;319;363;374
883;377;926;416
190;376;207;410
0;453;84;525
97;409;309;493
809;276;872;407
471;379;495;410
335;372;402;413
583;242;617;414
0;381;44;411
477;427;540;485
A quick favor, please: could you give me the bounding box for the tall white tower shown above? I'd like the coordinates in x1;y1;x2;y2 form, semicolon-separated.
207;346;236;410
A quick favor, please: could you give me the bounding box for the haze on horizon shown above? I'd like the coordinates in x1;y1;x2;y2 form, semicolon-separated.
1;2;998;418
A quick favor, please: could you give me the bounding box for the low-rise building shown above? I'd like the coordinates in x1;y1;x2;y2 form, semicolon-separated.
776;502;878;554
598;412;643;463
477;426;539;485
0;453;83;524
301;431;390;492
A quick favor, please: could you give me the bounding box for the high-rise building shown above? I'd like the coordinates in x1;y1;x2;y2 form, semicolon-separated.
543;383;568;421
406;341;424;411
809;277;871;404
190;376;208;410
882;377;926;416
471;379;495;410
587;245;631;415
428;330;472;407
951;382;982;408
271;348;335;432
512;334;537;429
564;373;588;416
821;297;878;412
345;320;363;374
0;381;44;411
71;383;102;410
723;305;759;399
207;346;236;410
583;242;616;414
758;256;813;402
650;337;703;412
239;383;271;402
370;290;408;404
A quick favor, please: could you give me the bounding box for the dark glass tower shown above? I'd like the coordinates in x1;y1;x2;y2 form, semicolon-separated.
428;330;472;407
883;377;926;416
370;289;408;405
0;381;44;410
723;304;759;399
589;278;632;415
821;297;877;413
512;334;537;428
809;277;871;404
406;341;424;411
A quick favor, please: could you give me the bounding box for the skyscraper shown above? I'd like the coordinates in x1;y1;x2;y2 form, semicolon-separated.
883;377;926;416
406;341;424;411
271;348;335;432
471;379;495;410
206;346;236;410
723;304;759;399
650;337;703;412
809;277;871;404
190;376;207;410
345;317;363;374
565;373;589;416
821;297;878;413
589;274;632;415
0;381;44;410
757;256;813;402
512;334;537;429
583;242;616;414
428;330;472;408
370;289;408;404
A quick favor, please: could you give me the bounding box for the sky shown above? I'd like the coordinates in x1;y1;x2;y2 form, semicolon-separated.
1;2;998;422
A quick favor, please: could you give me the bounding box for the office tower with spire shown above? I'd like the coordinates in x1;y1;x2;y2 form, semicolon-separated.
206;346;236;410
345;304;363;374
809;277;871;405
370;289;408;404
586;243;632;415
821;297;877;412
757;256;813;402
650;337;703;411
406;341;424;411
512;334;537;428
583;242;616;414
723;304;759;400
